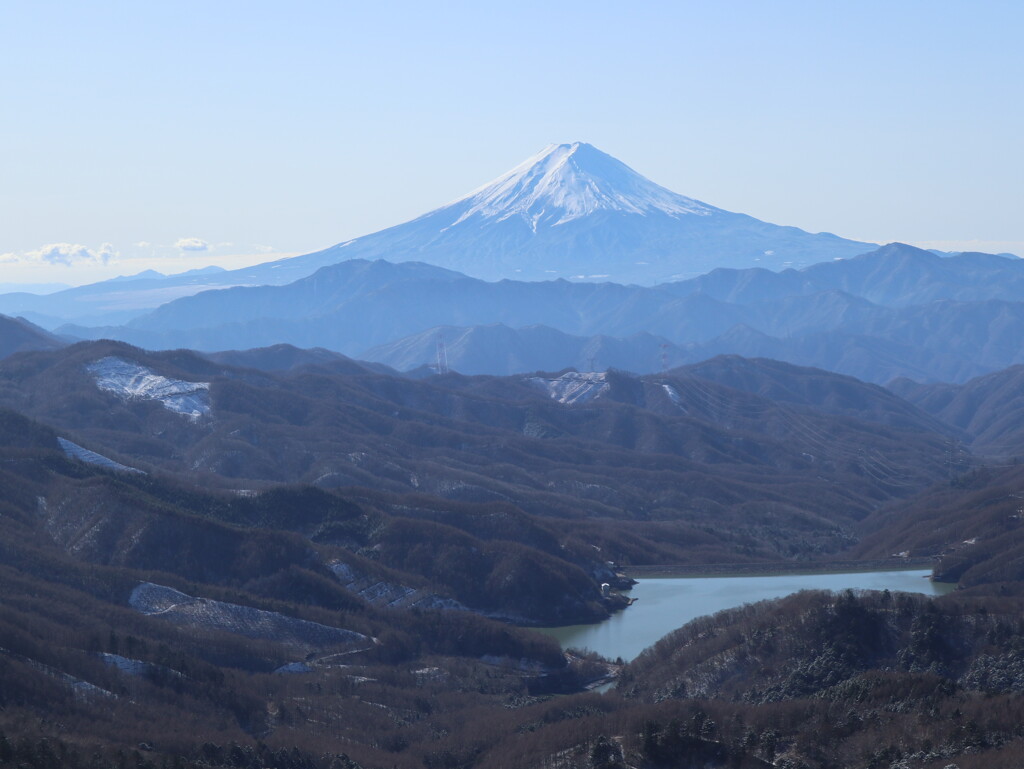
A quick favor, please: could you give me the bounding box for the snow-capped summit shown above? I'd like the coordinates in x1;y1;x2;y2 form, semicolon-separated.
259;141;872;284
110;142;871;288
445;142;713;230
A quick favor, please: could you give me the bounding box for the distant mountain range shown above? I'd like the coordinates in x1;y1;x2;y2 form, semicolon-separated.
55;243;1024;384
363;324;680;377
663;243;1024;305
0;266;236;328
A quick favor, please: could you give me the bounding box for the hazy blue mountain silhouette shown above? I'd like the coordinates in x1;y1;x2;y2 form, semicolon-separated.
60;243;1024;384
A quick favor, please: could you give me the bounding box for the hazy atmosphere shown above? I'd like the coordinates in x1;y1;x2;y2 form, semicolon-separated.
3;1;1023;285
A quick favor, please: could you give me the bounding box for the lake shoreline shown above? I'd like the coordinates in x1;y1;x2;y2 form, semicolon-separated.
621;557;937;580
536;569;945;663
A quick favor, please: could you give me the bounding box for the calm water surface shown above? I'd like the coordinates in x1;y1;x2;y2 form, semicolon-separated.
538;570;951;662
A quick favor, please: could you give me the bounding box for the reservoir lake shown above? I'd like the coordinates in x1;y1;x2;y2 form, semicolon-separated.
538;570;952;663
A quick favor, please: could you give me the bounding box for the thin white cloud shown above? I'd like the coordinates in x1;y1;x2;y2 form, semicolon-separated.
175;237;209;252
1;242;117;267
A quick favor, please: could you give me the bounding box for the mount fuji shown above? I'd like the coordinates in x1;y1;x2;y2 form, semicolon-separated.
0;143;874;328
257;141;873;285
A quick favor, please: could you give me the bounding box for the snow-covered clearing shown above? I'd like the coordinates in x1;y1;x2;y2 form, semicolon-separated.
86;356;210;420
528;371;610;405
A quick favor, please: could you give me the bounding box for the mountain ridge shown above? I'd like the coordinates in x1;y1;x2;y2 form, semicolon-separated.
665;242;1024;305
0;314;66;358
65;243;1024;384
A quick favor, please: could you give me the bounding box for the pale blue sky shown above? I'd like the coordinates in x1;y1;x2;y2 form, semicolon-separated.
2;1;1022;285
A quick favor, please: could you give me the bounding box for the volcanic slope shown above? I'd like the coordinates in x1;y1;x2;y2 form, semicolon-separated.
0;341;951;565
268;141;872;285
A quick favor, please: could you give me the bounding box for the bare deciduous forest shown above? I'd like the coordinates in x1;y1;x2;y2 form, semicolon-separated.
2;344;1024;768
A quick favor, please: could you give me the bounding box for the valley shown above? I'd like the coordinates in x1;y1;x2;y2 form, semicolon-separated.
3;144;1024;769
2;327;1024;767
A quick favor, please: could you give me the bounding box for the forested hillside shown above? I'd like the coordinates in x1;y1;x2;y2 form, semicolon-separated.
4;343;1024;768
0;341;953;565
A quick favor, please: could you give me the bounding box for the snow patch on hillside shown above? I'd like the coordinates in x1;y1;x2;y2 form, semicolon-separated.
444;142;713;229
86;357;210;420
129;582;371;652
58;437;144;474
528;371;610;405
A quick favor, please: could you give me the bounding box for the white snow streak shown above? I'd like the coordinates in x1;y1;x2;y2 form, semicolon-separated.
661;383;688;411
129;582;371;651
58;437;144;474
